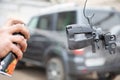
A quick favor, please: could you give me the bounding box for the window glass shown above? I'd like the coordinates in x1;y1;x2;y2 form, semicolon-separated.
28;17;39;29
92;11;120;31
100;14;120;31
79;10;120;31
57;11;76;31
37;15;52;30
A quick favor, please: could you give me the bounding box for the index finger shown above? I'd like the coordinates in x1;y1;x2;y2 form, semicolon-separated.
9;24;30;39
5;18;24;27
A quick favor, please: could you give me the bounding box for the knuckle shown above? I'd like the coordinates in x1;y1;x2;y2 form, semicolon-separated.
18;53;23;60
19;24;25;29
14;46;22;59
7;40;12;47
10;44;15;50
16;47;20;52
20;36;24;41
13;24;30;39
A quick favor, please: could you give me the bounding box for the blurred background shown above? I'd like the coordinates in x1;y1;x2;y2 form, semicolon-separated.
0;0;120;80
0;0;120;26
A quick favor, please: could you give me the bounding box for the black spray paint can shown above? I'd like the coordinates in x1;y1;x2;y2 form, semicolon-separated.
0;52;18;77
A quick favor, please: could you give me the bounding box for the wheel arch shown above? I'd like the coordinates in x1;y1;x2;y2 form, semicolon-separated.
43;45;69;75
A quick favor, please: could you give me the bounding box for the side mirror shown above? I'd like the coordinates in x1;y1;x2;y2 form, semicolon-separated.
66;24;94;50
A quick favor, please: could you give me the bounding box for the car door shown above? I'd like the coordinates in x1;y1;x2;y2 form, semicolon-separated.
25;14;55;61
56;11;76;31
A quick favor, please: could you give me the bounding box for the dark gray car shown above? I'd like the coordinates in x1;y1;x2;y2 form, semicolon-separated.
19;5;120;80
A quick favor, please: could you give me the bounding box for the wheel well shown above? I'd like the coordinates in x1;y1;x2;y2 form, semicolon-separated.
45;51;62;65
44;49;69;79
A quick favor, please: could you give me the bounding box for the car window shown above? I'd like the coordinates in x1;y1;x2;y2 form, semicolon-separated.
56;11;76;31
80;10;120;31
37;15;52;30
28;17;39;29
93;12;120;31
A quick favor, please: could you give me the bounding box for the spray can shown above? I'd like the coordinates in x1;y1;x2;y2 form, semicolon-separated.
0;52;18;77
0;31;25;77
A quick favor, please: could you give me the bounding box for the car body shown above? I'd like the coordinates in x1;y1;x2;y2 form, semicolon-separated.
21;4;120;80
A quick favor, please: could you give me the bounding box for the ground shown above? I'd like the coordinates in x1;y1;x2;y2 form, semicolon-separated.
0;66;120;80
0;66;46;80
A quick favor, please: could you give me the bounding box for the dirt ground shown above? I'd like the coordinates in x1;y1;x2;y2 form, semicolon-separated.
0;66;46;80
0;66;120;80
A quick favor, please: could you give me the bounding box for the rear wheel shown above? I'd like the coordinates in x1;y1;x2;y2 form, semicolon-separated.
46;58;65;80
97;73;117;80
98;73;108;80
46;57;77;80
107;73;117;80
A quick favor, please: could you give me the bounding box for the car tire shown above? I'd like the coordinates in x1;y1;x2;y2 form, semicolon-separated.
67;76;77;80
97;73;116;80
46;57;77;80
107;73;117;80
97;73;108;80
46;58;65;80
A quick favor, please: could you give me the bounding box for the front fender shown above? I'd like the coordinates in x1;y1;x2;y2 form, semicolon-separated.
43;45;69;74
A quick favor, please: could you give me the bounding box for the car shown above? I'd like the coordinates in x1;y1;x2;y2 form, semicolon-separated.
19;4;120;80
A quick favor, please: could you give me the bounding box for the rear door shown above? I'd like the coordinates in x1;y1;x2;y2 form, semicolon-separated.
55;11;77;31
25;14;55;61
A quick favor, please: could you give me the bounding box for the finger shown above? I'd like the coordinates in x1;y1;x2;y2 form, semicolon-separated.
5;18;24;27
9;24;30;39
11;44;23;60
11;35;27;52
0;51;8;59
0;41;11;58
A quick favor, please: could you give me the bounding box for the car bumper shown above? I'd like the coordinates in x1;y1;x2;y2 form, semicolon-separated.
67;55;120;76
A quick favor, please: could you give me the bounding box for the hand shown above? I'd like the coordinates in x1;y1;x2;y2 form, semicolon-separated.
0;19;30;60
